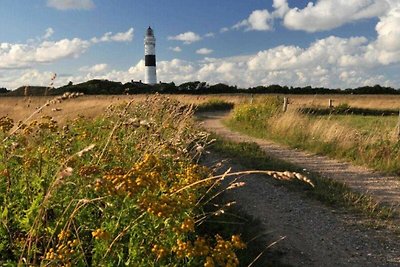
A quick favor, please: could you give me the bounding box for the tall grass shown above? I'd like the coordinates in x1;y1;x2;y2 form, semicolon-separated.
226;97;400;174
0;95;249;266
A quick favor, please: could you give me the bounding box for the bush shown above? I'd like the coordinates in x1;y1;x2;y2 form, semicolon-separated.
196;99;234;112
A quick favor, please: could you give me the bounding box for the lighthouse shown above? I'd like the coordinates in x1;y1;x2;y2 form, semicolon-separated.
144;26;157;85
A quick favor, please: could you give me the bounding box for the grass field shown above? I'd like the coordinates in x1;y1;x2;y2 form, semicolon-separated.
3;93;400;124
1;93;400;265
226;95;400;174
1;95;251;266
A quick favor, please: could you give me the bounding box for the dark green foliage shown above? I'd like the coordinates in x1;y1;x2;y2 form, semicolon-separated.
0;88;9;94
2;78;399;96
195;99;234;113
300;105;399;116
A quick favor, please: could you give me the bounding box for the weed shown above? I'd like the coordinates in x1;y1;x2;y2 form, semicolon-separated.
0;95;247;266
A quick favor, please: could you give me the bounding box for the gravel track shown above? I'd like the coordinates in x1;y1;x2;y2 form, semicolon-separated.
199;111;400;214
198;111;400;267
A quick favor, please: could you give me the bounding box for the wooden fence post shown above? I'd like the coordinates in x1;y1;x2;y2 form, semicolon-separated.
328;99;333;108
396;110;400;140
283;97;288;112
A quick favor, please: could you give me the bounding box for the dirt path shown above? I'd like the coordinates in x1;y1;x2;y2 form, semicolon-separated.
203;153;400;266
199;111;400;213
198;111;400;266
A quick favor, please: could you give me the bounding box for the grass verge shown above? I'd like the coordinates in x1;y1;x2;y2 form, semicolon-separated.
209;135;396;221
225;97;400;174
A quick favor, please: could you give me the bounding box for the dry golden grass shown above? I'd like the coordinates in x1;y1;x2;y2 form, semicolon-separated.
2;94;400;125
283;94;400;110
0;94;250;124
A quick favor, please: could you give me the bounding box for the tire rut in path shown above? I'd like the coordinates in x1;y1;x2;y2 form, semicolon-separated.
199;111;400;214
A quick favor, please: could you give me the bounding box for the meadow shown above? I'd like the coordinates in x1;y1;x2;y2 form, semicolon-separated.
0;95;251;266
3;93;400;123
1;93;400;265
226;95;400;174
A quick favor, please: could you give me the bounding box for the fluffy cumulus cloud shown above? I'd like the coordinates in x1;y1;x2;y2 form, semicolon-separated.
169;46;182;52
65;32;398;89
282;0;389;32
272;0;289;18
233;9;273;31
91;28;134;43
47;0;95;10
196;48;213;55
0;28;134;70
0;38;90;69
167;31;202;44
2;35;399;90
372;2;400;64
2;1;400;90
79;63;108;73
231;0;391;33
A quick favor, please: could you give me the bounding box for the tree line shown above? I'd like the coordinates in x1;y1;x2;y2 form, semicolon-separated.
1;80;399;96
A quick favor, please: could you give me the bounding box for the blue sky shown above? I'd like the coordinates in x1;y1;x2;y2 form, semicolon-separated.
0;0;399;89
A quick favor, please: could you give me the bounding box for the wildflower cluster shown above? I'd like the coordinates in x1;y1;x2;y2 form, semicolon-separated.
91;228;110;240
44;230;79;266
0;96;246;266
0;116;14;133
19;115;58;135
171;234;246;267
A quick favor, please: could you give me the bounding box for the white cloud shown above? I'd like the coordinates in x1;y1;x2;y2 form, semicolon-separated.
91;28;134;43
47;0;95;10
204;32;215;38
2;1;400;90
196;48;213;55
79;63;108;73
0;38;90;69
169;46;182;52
0;28;134;70
35;39;91;62
157;59;196;82
43;28;54;39
168;31;202;44
375;5;400;53
233;9;273;31
220;27;229;33
2;41;399;90
85;34;399;88
272;0;289;18
282;0;390;32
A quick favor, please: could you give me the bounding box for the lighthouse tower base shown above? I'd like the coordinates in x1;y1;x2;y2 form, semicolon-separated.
145;66;157;85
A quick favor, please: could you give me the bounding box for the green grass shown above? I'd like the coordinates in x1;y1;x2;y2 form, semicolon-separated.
210;136;396;221
309;114;398;134
226;99;400;174
0;96;246;266
195;99;234;113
